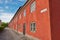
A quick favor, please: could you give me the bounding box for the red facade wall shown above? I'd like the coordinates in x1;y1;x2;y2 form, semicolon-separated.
49;0;60;40
26;0;51;40
9;0;51;40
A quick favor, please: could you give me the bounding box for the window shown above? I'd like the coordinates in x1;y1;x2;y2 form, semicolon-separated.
24;10;26;16
20;14;21;19
16;24;17;30
18;24;21;28
30;1;36;13
30;22;36;32
23;23;26;35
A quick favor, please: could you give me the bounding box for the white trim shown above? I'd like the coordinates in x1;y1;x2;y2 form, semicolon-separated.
41;8;48;13
30;22;36;32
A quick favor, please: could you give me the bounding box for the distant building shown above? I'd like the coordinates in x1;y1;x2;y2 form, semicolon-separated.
0;20;2;26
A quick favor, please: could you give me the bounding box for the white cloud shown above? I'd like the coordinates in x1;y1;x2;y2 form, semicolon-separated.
5;6;9;9
0;9;4;12
0;13;14;22
5;0;8;3
5;0;12;4
4;0;17;5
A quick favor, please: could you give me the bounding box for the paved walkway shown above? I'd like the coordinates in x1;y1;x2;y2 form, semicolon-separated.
0;28;35;40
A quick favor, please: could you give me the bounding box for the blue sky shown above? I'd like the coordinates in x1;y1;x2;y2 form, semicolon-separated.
0;0;26;22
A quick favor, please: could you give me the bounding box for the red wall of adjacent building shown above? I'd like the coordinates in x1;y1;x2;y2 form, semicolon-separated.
49;0;60;40
9;0;51;40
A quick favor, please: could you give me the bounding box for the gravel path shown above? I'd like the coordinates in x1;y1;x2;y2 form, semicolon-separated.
0;28;20;40
0;28;35;40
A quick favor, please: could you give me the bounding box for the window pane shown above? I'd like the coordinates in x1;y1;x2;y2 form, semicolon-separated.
31;23;32;31
31;1;36;12
24;10;26;16
33;23;36;31
30;22;36;32
20;14;21;19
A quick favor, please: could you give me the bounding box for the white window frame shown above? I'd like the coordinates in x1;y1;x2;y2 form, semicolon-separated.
24;10;26;17
30;22;36;32
30;1;36;13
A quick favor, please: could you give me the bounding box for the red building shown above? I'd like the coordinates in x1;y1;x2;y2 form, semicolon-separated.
8;0;60;40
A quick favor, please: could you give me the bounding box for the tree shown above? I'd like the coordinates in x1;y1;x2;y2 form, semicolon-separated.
1;22;8;27
0;22;8;31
